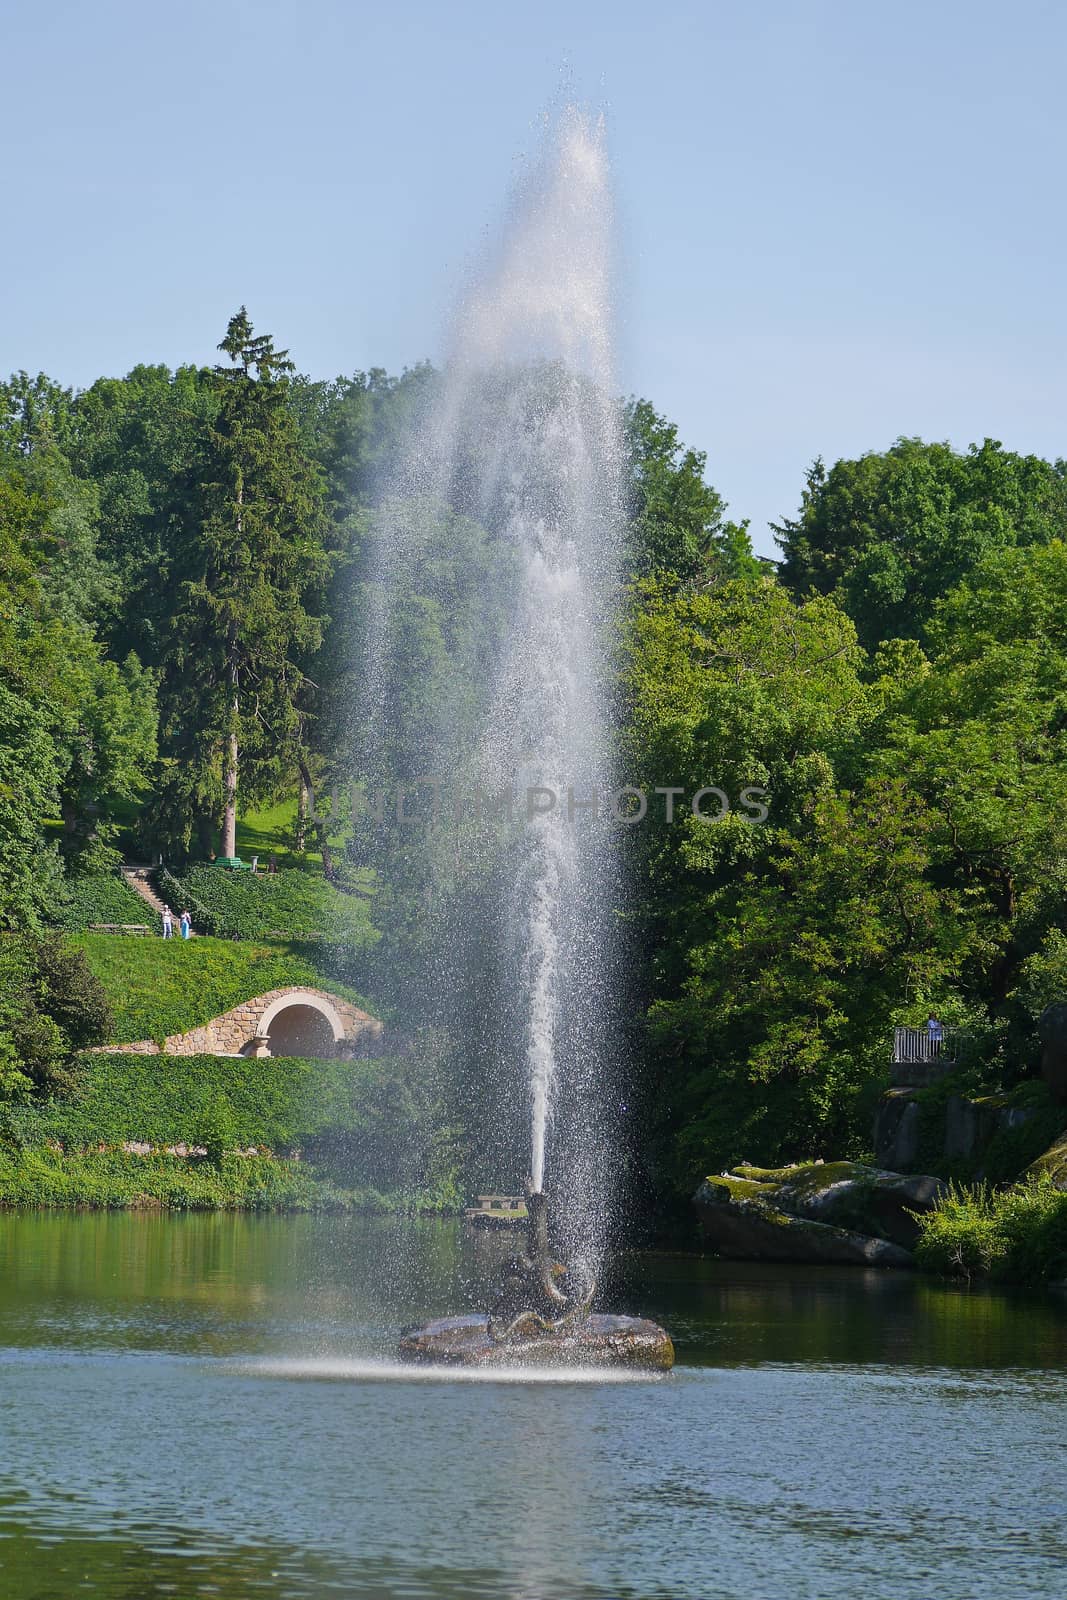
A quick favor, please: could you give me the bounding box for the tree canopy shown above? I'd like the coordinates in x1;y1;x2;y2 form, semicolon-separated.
2;320;1066;1208
775;437;1067;651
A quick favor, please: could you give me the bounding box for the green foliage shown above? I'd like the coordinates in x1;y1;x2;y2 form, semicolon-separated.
10;1051;367;1147
0;408;158;876
32;936;115;1053
4;1045;464;1206
0;1145;383;1212
199;1092;239;1167
628;531;1067;1197
1013;931;1067;1024
151;309;331;858
0;934;113;1097
16;438;114;629
776;438;1067;651
59;363;220;664
55;649;158;866
914;1175;1067;1283
871;543;1067;1062
624;397;759;585
0;685;61;931
70;931;375;1045
624;576;939;1185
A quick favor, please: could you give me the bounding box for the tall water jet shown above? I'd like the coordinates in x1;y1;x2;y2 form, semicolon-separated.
359;107;664;1364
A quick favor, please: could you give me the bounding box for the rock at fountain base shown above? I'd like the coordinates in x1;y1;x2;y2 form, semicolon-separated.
398;1312;674;1370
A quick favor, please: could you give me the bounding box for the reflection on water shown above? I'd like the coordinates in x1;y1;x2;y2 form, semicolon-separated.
0;1499;517;1600
1;1213;1065;1600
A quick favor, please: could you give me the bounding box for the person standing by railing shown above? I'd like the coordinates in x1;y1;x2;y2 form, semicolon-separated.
927;1013;944;1056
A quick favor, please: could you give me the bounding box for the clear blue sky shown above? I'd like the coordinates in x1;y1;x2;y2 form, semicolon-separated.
5;0;1066;555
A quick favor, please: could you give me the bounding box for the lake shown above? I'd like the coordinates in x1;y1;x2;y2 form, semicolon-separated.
0;1213;1064;1599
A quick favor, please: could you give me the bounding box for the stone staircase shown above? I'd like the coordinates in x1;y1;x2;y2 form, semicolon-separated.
121;865;168;918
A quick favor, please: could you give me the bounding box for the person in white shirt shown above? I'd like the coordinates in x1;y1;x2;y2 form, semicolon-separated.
162;906;174;939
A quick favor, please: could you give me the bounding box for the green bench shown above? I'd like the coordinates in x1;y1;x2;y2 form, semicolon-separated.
212;855;260;872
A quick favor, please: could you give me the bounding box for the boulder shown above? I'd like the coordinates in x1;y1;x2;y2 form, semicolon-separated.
398;1312;674;1370
874;1090;921;1169
943;1094;979;1162
1038;1002;1067;1104
1028;1133;1067;1190
875;1083;1044;1176
693;1161;947;1268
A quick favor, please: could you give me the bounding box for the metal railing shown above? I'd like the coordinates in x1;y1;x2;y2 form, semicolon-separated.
893;1026;959;1064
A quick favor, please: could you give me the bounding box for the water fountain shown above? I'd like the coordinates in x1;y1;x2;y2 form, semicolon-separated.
363;105;672;1369
399;1185;674;1368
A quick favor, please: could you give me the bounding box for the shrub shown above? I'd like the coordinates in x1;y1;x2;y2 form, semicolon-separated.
0;1145;383;1212
199;1092;240;1167
914;1175;1067;1283
0;934;113;1097
912;1184;1005;1277
34;936;114;1051
5;1046;464;1204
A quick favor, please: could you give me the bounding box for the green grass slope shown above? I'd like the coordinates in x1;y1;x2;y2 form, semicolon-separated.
15;1051;379;1149
163;863;377;944
235;796;348;869
49;874;161;933
72;933;376;1044
1;1050;463;1212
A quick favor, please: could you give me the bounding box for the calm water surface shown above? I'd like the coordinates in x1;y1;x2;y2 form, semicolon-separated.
0;1213;1064;1600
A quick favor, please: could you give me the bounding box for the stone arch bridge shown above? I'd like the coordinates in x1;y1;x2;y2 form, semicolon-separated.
98;987;382;1060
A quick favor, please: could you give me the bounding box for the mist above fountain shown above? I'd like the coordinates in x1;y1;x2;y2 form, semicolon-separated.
363;105;671;1367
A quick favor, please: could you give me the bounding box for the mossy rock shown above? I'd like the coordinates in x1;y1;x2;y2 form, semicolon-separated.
693;1160;945;1268
736;1160;864;1197
881;1075;1066;1183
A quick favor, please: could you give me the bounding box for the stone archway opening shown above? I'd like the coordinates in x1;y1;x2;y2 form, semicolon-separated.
264;1002;338;1059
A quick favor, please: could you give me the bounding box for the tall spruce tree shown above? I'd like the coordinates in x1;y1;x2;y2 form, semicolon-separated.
155;310;329;859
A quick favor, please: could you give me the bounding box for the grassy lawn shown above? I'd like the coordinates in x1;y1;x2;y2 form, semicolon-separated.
235;795;349;870
173;864;377;943
46;790;349;872
72;932;377;1044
